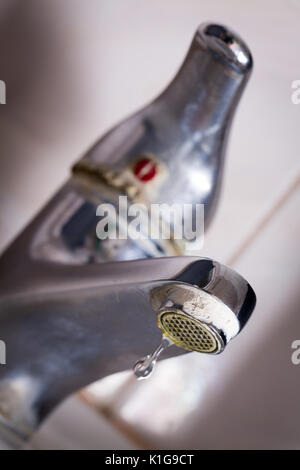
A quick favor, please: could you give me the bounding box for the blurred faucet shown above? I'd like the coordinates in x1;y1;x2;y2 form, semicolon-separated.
0;23;255;446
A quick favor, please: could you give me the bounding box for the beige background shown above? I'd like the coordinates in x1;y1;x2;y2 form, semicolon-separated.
0;0;299;449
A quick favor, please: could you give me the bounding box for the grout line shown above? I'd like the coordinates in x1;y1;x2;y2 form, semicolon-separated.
80;390;152;450
227;172;300;267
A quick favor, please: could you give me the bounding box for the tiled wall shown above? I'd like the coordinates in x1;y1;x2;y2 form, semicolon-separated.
0;0;299;449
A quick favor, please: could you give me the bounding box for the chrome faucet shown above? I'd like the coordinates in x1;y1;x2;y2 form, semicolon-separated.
0;23;255;446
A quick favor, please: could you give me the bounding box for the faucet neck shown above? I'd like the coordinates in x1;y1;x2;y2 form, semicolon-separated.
156;23;252;130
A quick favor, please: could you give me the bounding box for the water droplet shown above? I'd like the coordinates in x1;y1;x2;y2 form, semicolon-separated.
133;336;173;380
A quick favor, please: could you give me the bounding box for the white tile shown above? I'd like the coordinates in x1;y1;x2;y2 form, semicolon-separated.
27;395;137;450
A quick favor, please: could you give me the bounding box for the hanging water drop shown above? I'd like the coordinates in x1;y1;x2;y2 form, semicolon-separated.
133;336;173;380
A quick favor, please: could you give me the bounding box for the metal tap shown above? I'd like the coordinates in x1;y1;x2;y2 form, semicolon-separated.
0;23;255;446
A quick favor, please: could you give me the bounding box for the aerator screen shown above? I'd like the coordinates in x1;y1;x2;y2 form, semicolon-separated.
158;311;219;353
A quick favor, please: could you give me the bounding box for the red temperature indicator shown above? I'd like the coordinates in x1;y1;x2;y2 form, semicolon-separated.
133;157;157;182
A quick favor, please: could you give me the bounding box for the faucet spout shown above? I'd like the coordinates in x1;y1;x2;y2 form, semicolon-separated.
0;254;255;445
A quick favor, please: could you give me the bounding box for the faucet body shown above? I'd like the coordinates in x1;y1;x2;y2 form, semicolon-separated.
0;23;255;446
